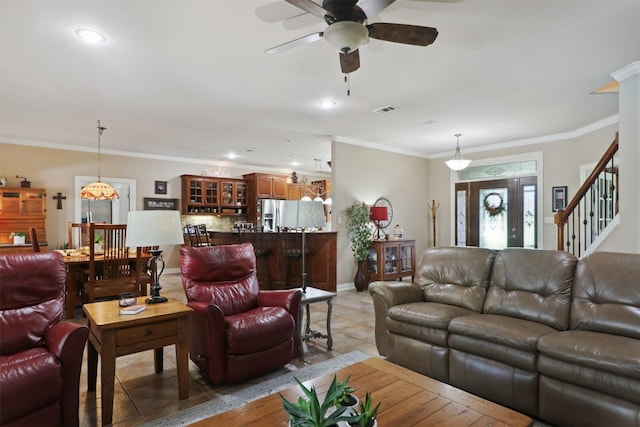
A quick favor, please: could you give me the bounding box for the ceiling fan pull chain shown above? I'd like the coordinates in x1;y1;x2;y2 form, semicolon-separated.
345;73;351;96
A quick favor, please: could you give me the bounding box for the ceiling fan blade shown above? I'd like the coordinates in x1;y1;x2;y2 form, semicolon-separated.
285;0;334;20
340;50;360;73
356;0;397;19
367;22;438;46
265;32;324;54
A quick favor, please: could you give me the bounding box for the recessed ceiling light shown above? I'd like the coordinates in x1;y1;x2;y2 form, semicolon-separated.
226;152;238;160
75;28;106;44
318;99;336;109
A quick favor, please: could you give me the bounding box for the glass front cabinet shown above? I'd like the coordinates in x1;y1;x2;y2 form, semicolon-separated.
367;239;415;283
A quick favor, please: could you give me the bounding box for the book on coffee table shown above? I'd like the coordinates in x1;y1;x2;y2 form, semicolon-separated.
119;304;146;315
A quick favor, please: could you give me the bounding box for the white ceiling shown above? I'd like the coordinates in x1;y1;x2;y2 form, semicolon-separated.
1;1;639;174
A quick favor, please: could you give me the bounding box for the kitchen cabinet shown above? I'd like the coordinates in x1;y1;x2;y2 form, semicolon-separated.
219;179;248;215
0;187;47;248
367;239;415;283
181;175;219;214
181;175;247;216
286;183;313;200
243;173;287;199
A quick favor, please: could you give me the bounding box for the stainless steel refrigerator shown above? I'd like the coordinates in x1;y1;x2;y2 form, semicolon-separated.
257;198;285;232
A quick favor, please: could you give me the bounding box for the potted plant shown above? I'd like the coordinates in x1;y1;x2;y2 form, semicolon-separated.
280;375;360;427
344;201;373;291
349;391;380;427
332;375;359;411
9;232;26;245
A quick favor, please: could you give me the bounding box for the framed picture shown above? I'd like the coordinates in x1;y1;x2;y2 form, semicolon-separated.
154;180;167;195
552;186;568;212
143;197;179;211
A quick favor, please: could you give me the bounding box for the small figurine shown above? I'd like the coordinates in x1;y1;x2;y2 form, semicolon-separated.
291;171;298;183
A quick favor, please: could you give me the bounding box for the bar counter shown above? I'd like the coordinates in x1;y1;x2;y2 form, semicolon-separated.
209;231;337;292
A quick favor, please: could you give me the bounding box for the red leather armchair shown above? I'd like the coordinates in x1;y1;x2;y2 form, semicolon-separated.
0;252;89;427
181;243;302;384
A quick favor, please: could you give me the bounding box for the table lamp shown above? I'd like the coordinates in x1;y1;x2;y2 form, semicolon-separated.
281;200;326;292
370;206;388;240
125;210;184;304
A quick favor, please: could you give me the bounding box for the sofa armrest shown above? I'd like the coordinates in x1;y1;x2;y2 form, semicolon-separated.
187;301;227;383
369;281;423;356
258;290;303;357
46;321;89;427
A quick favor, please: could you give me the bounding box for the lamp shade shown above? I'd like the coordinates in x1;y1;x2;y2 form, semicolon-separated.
125;210;184;248
281;200;325;229
79;181;120;200
369;206;388;221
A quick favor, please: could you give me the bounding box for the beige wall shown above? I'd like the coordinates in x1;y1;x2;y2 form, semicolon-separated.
331;142;430;286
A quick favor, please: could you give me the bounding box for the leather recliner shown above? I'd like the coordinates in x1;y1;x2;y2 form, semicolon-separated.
181;243;302;384
0;252;89;427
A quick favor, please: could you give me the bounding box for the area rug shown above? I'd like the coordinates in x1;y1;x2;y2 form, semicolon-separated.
143;351;371;426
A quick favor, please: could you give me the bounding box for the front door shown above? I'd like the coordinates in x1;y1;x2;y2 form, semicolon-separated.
455;177;537;249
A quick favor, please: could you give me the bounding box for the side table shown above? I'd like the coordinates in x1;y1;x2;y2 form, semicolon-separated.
298;287;336;358
83;298;192;425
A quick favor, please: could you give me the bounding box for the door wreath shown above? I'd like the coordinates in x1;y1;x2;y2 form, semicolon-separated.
483;192;505;217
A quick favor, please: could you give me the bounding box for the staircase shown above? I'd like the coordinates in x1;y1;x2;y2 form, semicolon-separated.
554;133;619;256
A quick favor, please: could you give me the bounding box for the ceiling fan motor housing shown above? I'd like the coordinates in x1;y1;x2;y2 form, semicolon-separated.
324;21;369;53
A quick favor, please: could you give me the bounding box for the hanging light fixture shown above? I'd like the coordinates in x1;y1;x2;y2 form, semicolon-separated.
445;133;471;171
79;120;120;200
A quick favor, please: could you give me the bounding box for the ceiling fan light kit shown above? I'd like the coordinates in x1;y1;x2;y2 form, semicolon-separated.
323;21;368;53
445;134;471;171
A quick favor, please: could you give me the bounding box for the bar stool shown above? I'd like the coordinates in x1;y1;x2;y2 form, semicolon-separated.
254;247;271;289
281;247;310;289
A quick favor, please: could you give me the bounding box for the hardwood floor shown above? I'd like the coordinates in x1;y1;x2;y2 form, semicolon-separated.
75;274;379;426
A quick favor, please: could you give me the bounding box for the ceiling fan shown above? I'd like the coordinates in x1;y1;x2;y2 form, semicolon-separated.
265;0;439;74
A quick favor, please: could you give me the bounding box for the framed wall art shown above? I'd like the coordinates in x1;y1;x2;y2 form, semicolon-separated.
552;186;568;212
143;197;179;211
154;180;167;195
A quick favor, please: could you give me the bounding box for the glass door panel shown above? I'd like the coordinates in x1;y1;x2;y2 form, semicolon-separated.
479;187;508;250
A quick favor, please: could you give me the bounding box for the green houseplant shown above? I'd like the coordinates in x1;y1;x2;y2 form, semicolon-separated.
280;375;360;427
349;391;380;427
344;201;372;291
332;375;358;409
9;231;26;245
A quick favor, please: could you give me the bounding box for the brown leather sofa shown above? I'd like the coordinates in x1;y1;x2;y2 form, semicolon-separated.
370;247;640;427
181;243;302;384
0;252;89;427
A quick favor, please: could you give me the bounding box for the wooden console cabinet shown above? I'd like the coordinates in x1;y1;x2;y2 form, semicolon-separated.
367;239;415;282
0;187;47;251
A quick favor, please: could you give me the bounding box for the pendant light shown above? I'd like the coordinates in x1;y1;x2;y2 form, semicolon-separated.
79;120;120;200
445;133;471;171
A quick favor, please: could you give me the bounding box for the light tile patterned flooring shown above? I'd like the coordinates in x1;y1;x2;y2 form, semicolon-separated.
76;274;379;426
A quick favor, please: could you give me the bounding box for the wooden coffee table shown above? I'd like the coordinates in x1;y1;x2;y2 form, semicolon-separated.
189;357;533;426
83;297;192;426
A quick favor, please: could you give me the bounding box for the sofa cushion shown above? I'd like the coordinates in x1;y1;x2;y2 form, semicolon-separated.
415;246;496;312
483;248;576;330
571;251;640;339
387;302;476;346
449;313;556;370
226;306;295;355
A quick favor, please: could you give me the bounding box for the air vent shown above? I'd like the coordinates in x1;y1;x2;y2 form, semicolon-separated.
372;105;397;114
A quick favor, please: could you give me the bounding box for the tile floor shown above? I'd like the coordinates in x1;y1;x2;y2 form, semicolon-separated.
75;275;379;426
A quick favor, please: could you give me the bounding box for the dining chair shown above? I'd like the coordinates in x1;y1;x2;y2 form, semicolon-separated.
83;223;138;303
68;222;91;249
30;227;40;252
185;224;212;247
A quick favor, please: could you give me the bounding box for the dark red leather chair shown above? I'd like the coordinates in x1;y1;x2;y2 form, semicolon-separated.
0;252;89;427
181;243;302;384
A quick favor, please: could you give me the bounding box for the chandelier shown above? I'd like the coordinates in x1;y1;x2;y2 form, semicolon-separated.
79;120;119;200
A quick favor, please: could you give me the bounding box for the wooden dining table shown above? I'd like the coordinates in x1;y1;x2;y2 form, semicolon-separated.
62;252;149;319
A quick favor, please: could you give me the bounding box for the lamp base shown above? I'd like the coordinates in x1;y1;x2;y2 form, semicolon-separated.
146;295;168;304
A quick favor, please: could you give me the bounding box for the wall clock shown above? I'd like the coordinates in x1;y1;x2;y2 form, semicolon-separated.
373;197;393;229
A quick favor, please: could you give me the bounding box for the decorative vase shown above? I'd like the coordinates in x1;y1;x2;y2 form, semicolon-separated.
354;260;368;292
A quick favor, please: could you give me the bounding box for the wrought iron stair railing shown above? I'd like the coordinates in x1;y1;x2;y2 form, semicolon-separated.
554;132;619;256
